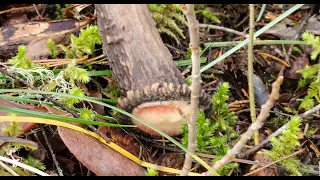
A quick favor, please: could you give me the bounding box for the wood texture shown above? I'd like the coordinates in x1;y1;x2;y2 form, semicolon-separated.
95;4;186;93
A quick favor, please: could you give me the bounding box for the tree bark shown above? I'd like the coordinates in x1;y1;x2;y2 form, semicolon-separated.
95;4;213;136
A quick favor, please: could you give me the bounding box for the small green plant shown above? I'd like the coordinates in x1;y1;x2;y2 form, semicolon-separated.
9;45;33;69
302;32;320;60
181;82;238;175
80;107;95;120
262;116;308;176
60;87;85;108
55;4;72;19
51;25;102;59
297;32;320;110
47;39;59;58
64;59;90;84
145;167;158;176
148;4;187;45
2;122;23;137
23;155;46;171
103;83;120;100
194;5;221;24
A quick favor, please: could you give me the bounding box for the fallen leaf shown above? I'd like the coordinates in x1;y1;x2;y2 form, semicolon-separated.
249;152;277;176
284;55;309;79
263;14;320;40
58;126;146;176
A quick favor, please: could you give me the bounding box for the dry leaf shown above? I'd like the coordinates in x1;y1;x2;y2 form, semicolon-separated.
58;126;146;176
249;152;277;176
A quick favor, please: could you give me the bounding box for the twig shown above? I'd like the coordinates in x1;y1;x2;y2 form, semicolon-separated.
0;136;38;148
0;160;19;176
238;103;320;159
244;148;305;176
247;4;259;146
203;76;284;176
199;24;247;37
0;156;49;176
0;4;44;15
33;4;43;19
181;4;200;176
40;125;64;176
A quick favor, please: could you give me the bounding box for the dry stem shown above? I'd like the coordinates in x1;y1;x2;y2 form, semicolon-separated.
180;4;201;176
203;76;284;176
247;4;259;145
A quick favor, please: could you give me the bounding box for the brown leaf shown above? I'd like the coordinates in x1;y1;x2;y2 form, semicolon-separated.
284;55;309;79
98;126;140;157
263;14;320;40
248;152;277;176
0;19;88;58
57;126;146;176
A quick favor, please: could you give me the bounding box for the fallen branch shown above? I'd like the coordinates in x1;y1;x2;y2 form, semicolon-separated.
203;75;284;176
244;148;305;176
181;4;201;176
199;24;247;37
238;103;320;159
0;156;49;176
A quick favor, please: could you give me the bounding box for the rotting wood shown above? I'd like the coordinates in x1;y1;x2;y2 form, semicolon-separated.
95;4;213;136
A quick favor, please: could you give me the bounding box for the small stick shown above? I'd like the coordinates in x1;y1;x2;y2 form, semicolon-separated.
0;160;19;176
40;125;64;176
244;148;305;176
199;24;247;37
203;75;284;175
0;156;49;176
33;4;43;19
247;4;259;145
180;4;201;176
237;103;320;159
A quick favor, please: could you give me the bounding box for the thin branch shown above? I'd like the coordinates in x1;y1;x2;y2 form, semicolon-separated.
0;160;19;176
0;156;49;176
247;4;259;145
199;24;247;37
203;76;284;176
40;125;64;176
244;148;305;176
238;103;320;159
181;4;201;176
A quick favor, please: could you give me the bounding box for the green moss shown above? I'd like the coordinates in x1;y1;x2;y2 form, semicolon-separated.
66;25;102;58
148;4;187;45
297;32;320;111
262;116;310;176
80;108;95;121
181;82;238;175
9;45;33;69
2;122;23;137
145;167;158;176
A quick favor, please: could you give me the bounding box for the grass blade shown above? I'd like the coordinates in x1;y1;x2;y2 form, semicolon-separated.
200;4;305;73
0;88;218;175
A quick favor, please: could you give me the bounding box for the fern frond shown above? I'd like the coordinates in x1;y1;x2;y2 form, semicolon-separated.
166;18;185;39
158;27;180;45
202;9;221;24
169;12;188;26
302;32;320;60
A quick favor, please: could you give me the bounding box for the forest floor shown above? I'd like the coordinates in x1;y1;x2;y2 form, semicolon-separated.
0;4;319;176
